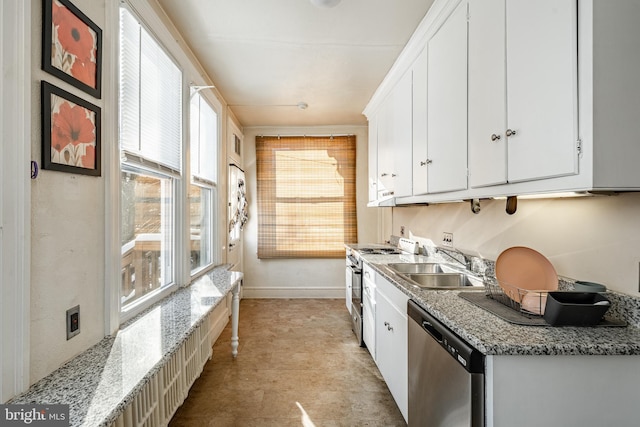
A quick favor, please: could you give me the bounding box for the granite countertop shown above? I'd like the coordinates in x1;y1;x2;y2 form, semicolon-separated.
9;265;243;427
348;245;640;356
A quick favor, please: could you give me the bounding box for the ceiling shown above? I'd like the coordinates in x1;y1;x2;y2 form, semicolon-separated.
155;0;435;128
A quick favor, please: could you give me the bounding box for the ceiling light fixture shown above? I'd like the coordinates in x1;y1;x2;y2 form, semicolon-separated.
309;0;342;8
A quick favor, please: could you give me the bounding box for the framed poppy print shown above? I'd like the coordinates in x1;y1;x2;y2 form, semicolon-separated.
42;0;102;99
42;81;101;176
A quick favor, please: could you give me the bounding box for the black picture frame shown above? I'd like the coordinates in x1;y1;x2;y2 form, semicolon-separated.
41;81;101;176
42;0;102;99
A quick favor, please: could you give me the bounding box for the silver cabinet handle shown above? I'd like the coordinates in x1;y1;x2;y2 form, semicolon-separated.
491;134;501;141
506;129;517;137
364;271;370;278
391;174;397;177
420;159;433;166
381;173;388;177
384;321;393;331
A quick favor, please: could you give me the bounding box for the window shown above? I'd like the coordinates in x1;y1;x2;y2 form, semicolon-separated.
256;135;357;258
119;6;182;309
189;91;218;274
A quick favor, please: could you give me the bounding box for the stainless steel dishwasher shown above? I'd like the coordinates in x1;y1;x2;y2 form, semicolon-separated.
408;300;485;426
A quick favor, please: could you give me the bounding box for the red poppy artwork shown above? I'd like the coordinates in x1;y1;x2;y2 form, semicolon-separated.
50;95;96;168
42;81;101;176
43;0;102;98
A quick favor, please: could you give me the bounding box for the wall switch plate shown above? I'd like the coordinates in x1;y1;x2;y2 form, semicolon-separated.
66;305;80;340
442;232;454;247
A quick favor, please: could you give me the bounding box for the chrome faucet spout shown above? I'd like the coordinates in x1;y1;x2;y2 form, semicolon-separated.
436;247;472;270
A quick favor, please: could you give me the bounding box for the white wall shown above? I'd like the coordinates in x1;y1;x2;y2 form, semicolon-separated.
26;0;234;386
392;193;640;297
242;125;377;298
30;0;107;383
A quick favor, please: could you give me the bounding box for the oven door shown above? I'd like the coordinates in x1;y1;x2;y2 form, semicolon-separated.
350;264;362;310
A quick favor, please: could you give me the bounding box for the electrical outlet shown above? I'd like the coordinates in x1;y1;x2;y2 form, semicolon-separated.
442;232;454;247
66;305;80;340
400;226;405;236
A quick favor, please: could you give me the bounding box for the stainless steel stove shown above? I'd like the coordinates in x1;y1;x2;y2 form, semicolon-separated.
347;238;420;346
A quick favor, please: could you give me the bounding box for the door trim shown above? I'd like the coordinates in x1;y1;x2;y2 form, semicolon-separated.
1;0;31;401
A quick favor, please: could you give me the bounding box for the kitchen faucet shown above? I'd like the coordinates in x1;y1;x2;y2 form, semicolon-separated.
435;246;473;271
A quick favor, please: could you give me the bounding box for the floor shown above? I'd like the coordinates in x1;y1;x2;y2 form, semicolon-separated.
169;299;407;426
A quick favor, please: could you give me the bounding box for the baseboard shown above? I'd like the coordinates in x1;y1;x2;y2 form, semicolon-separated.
242;286;344;299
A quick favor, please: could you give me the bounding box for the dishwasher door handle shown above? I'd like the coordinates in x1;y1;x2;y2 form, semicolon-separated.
421;320;443;343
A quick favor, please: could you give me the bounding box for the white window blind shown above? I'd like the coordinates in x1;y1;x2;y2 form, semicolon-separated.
119;7;182;172
190;92;217;183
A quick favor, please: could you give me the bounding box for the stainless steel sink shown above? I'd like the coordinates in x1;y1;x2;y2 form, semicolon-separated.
386;263;443;274
405;273;475;289
384;263;484;290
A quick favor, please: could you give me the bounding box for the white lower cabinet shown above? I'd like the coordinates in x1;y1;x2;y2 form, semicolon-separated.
486;355;640;427
375;275;409;423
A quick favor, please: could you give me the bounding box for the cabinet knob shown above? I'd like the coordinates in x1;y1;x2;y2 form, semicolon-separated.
391;174;397;177
491;134;501;141
420;159;433;166
506;129;517;137
381;173;388;177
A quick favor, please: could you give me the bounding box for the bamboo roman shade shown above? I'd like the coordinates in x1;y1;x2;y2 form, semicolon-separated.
256;135;357;258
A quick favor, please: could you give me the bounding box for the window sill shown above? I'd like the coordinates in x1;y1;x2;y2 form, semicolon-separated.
9;265;242;426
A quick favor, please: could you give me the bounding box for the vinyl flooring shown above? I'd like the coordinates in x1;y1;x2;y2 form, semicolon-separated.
169;298;407;426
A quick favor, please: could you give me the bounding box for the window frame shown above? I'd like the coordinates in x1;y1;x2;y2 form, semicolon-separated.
189;90;220;278
117;3;185;323
108;0;222;329
256;135;357;259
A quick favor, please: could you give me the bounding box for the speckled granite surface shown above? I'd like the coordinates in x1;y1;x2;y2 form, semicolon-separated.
9;266;242;427
350;247;640;356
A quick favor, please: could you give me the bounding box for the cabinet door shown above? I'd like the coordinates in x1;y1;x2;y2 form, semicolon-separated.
468;0;507;188
427;0;468;193
376;288;408;422
367;113;379;203
393;69;414;197
412;47;429;196
506;0;578;182
362;272;376;360
377;95;395;198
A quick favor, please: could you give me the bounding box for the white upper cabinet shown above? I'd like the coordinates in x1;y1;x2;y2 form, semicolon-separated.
468;0;578;188
365;0;640;206
426;0;468;194
376;94;395;199
367;113;379;203
412;47;429;196
371;69;413;202
392;69;414;198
